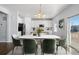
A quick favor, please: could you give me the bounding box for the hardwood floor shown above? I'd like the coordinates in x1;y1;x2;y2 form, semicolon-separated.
0;42;13;55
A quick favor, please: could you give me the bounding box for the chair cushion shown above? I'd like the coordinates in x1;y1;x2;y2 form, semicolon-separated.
42;39;55;54
23;39;36;54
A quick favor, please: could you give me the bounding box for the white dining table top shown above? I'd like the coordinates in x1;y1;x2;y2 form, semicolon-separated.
17;35;61;40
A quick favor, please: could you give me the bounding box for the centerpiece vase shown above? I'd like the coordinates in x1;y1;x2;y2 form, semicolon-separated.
38;33;40;37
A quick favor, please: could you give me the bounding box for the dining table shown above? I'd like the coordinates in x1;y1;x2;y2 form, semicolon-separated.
16;35;61;54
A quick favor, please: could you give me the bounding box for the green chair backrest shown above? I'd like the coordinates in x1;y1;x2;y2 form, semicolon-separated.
12;36;21;46
59;39;66;46
23;39;36;54
42;39;55;54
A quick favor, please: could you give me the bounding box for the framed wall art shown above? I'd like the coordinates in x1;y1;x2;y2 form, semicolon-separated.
59;19;64;29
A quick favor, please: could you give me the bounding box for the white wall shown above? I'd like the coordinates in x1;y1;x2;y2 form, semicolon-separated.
32;20;52;27
53;5;79;39
24;17;32;35
17;16;23;23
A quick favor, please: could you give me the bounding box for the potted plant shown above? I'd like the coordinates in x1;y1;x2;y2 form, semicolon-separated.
36;27;44;36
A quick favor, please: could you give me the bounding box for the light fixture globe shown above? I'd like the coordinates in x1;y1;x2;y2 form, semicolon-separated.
34;4;46;18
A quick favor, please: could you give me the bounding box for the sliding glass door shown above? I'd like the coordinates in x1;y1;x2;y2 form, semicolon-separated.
69;15;79;55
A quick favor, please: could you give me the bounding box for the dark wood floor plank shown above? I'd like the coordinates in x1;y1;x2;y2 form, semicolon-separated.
0;42;13;55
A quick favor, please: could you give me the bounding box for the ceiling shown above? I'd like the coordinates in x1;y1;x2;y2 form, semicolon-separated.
0;4;69;18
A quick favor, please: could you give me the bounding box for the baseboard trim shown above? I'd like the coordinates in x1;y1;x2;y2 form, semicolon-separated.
0;41;12;43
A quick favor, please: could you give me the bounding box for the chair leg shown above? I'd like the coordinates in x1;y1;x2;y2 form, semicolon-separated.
35;52;37;55
56;46;58;54
16;46;19;49
35;45;38;55
12;47;15;54
63;46;67;54
22;51;24;55
42;52;44;55
41;51;44;55
63;48;67;54
41;50;43;55
22;47;24;55
35;48;37;55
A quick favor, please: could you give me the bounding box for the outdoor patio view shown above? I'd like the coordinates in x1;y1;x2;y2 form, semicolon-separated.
70;16;79;54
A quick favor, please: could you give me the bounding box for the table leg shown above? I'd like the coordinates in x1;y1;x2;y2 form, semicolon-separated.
36;39;43;55
55;39;57;54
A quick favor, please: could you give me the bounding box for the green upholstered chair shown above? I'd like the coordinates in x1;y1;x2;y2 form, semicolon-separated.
56;39;67;54
12;36;22;54
41;39;55;54
23;39;37;55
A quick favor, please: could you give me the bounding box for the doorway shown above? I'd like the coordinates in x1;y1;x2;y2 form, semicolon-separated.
0;11;7;42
